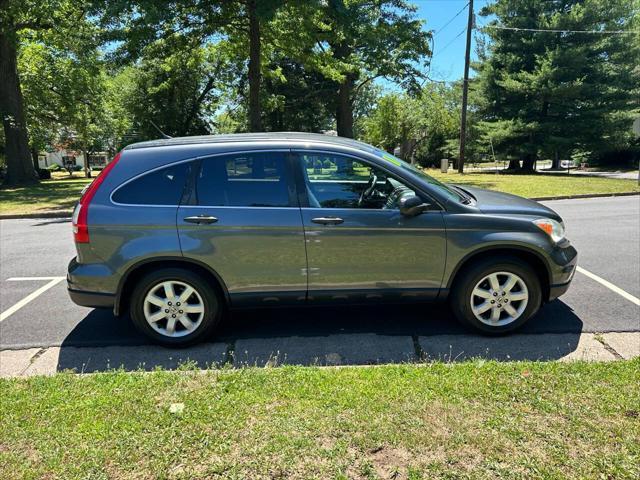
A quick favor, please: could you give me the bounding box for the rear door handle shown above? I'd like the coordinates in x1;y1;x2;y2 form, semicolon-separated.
183;215;218;225
311;217;344;225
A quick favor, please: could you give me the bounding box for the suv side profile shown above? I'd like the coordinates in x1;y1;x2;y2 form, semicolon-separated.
68;133;577;346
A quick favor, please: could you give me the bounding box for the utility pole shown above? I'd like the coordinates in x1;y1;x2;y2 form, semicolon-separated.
458;0;473;174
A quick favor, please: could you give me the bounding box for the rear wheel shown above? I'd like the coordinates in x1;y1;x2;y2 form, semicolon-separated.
450;257;542;334
130;268;222;347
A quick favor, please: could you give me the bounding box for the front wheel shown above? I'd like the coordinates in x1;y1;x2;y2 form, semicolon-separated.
130;268;222;347
450;257;542;334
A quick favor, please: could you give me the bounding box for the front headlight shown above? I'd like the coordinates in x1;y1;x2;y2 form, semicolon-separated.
533;218;565;243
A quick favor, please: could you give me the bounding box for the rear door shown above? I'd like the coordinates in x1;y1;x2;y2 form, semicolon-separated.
177;150;307;306
293;150;447;303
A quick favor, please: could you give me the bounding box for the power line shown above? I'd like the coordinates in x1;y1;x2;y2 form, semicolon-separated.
480;25;640;35
434;2;469;36
432;27;467;58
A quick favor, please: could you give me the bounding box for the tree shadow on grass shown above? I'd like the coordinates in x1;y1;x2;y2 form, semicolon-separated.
0;178;89;214
56;300;584;372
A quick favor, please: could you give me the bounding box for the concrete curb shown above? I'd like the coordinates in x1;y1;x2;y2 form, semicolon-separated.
1;332;638;378
1;193;637;220
531;191;639;201
0;211;72;220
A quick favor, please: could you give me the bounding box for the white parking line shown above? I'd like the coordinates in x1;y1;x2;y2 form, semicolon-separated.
576;266;640;306
6;276;66;281
0;277;66;322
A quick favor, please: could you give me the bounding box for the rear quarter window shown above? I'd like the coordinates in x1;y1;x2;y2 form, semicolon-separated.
112;163;190;205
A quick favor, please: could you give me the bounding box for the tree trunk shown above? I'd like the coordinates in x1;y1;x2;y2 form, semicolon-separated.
31;148;39;172
507;159;521;170
336;75;354;138
83;149;92;178
551;150;560;169
522;153;536;172
0;32;38;185
247;0;262;132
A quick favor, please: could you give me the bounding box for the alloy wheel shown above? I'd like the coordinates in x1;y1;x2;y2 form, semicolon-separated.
143;280;205;337
470;271;529;326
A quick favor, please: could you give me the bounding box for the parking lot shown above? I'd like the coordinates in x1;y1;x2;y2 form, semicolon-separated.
1;196;638;373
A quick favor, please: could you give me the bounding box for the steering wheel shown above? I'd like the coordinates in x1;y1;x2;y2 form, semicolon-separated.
358;172;378;207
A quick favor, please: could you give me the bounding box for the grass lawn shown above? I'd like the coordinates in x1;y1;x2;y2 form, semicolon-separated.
428;170;640;199
1;360;639;479
0;172;92;216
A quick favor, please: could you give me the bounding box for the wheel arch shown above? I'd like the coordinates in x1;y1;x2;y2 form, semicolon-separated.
114;256;230;316
446;246;551;301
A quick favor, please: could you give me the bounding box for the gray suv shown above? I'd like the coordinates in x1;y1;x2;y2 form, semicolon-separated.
68;133;577;346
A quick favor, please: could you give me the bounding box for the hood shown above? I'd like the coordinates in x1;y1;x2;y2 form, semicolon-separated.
454;185;562;221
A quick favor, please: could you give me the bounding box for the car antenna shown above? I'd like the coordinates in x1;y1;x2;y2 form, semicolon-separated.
149;120;173;139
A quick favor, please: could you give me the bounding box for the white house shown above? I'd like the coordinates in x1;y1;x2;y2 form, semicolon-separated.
38;149;109;170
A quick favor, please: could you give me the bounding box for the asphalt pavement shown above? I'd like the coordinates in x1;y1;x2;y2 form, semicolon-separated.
1;196;638;368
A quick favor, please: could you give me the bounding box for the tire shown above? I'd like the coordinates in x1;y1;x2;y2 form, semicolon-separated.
129;268;222;347
450;256;542;335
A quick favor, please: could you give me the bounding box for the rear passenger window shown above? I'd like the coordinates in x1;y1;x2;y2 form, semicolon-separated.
112;163;190;205
195;152;292;207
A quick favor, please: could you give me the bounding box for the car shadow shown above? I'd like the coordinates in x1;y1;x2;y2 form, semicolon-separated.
55;300;585;373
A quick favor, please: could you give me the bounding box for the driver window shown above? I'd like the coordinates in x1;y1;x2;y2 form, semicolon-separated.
301;153;415;209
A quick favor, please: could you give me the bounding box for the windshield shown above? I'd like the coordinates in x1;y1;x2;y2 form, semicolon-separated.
373;149;466;203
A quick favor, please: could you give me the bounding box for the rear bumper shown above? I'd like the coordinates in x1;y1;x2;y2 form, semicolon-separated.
68;288;115;309
67;256;118;309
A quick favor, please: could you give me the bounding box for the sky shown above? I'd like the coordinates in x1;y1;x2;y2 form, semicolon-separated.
408;0;491;83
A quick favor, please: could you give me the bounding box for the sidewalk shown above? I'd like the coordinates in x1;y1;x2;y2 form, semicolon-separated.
2;331;638;377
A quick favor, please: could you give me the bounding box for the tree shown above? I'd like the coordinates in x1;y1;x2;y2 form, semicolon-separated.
0;0;90;185
261;57;335;132
476;0;640;171
314;0;431;138
119;37;240;140
94;1;287;133
362;83;460;164
18;14;117;178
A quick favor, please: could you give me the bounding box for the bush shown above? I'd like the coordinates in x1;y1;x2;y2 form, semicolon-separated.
37;169;52;179
72;165;83;172
47;163;61;171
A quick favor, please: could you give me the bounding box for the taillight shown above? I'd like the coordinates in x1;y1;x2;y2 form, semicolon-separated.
73;151;122;243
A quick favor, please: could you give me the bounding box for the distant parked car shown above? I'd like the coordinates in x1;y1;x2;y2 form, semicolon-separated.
560;160;576;169
68;133;577;346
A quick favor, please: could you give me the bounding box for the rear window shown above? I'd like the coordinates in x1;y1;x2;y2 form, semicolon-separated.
195;152;292;207
112;163;190;205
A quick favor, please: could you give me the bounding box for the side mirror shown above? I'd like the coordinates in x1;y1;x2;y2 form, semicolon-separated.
399;195;430;217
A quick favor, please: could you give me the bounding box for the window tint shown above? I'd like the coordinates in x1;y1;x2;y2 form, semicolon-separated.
112;163;190;205
301;153;416;210
196;152;292;207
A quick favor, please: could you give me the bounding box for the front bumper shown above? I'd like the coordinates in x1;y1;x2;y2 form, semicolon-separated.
546;241;578;301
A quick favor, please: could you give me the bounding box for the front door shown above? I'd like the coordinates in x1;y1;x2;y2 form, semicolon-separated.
177;150;307;306
294;151;447;303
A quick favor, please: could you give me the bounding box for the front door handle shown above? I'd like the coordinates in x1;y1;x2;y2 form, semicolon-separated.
311;217;344;225
183;215;218;225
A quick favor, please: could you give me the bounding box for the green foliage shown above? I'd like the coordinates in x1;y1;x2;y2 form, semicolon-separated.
475;0;640;168
17;12;129;159
118;37;242;141
5;0;639;172
361;83;459;165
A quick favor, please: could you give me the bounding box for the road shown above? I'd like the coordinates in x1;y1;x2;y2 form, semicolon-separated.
1;196;638;368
